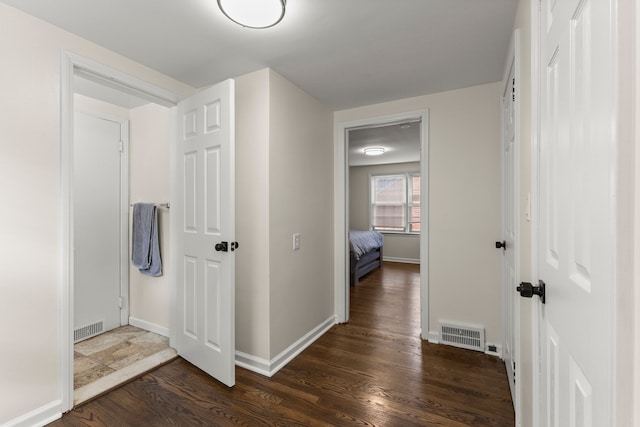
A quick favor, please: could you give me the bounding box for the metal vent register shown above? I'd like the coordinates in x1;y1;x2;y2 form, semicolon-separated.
440;323;485;352
74;321;104;343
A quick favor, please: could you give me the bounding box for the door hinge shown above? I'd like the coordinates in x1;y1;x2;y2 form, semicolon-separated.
119;141;124;153
513;361;516;383
512;78;516;102
118;296;124;309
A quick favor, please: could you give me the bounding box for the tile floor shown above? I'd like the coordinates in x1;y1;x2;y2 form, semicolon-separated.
74;325;177;405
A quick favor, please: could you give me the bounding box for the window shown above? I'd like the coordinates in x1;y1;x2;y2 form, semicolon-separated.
370;173;420;233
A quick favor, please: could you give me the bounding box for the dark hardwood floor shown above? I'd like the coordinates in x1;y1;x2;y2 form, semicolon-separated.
50;262;514;426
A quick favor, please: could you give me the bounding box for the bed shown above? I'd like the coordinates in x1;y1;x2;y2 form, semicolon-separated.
349;230;384;285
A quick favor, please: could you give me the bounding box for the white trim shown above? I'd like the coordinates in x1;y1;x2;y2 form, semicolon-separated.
530;0;541;424
72;61;180;108
501;28;522;423
514;29;524;427
485;343;503;359
119;118;130;326
59;48;74;416
334;121;349;323
129;316;170;338
235;351;272;377
427;330;440;344
3;400;62;427
235;315;336;377
335;110;429;338
383;257;420;264
60;49;180;412
635;0;640;422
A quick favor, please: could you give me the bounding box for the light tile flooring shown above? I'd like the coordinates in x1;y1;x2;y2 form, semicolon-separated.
74;325;177;406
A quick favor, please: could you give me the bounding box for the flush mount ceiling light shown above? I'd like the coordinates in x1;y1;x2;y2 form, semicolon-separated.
218;0;286;29
364;147;385;156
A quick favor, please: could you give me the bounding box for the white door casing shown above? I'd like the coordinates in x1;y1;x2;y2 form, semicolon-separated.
172;79;236;387
73;111;128;335
537;0;615;425
501;31;520;409
335;110;429;336
61;51;182;411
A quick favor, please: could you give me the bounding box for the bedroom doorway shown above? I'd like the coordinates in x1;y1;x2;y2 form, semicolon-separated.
335;111;429;338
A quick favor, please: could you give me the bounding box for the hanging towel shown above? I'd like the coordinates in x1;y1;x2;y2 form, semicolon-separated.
132;203;162;277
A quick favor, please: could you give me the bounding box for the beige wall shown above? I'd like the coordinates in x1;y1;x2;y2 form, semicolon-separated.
0;4;193;424
335;82;503;345
235;69;271;359
268;70;334;357
349;162;421;261
235;69;334;360
75;94;130;119
128;103;174;331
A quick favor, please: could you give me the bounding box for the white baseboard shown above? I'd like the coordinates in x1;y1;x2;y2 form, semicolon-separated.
235;315;336;377
4;399;62;427
484;343;503;358
383;257;420;264
235;351;271;377
129;317;170;338
427;330;440;344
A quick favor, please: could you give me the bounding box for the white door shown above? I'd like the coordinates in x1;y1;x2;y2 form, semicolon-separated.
74;111;127;337
501;59;517;404
537;0;615;425
172;79;236;387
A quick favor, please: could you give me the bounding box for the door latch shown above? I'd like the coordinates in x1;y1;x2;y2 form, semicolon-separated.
215;241;239;252
517;280;546;304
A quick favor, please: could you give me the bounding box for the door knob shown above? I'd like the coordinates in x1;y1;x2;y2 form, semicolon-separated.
215;242;228;252
517;280;546;304
495;241;506;250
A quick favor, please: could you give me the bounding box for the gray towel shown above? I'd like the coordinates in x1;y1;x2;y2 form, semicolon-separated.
132;203;162;277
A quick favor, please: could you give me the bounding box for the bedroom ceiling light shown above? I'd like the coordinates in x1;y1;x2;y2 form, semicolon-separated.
364;147;385;156
217;0;286;29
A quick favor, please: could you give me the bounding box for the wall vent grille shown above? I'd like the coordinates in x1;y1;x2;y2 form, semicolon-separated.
74;321;103;343
440;323;485;352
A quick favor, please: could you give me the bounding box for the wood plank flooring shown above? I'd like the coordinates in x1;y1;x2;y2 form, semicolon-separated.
49;262;514;426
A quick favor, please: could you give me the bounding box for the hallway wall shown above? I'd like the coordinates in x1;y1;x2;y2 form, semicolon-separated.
0;4;193;425
335;82;503;347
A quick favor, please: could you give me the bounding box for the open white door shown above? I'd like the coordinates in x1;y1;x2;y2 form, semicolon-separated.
536;0;615;424
172;79;235;387
501;43;518;405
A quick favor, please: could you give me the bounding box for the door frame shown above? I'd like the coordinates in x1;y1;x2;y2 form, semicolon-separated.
501;28;521;423
60;50;181;411
530;0;541;424
334;110;429;337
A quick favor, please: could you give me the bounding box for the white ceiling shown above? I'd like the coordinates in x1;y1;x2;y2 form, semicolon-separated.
1;0;518;111
348;121;421;167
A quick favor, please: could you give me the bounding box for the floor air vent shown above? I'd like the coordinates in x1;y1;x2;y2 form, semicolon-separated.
440;323;485;352
74;321;103;343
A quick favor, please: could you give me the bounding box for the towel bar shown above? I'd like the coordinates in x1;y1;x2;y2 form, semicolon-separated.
130;202;170;209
